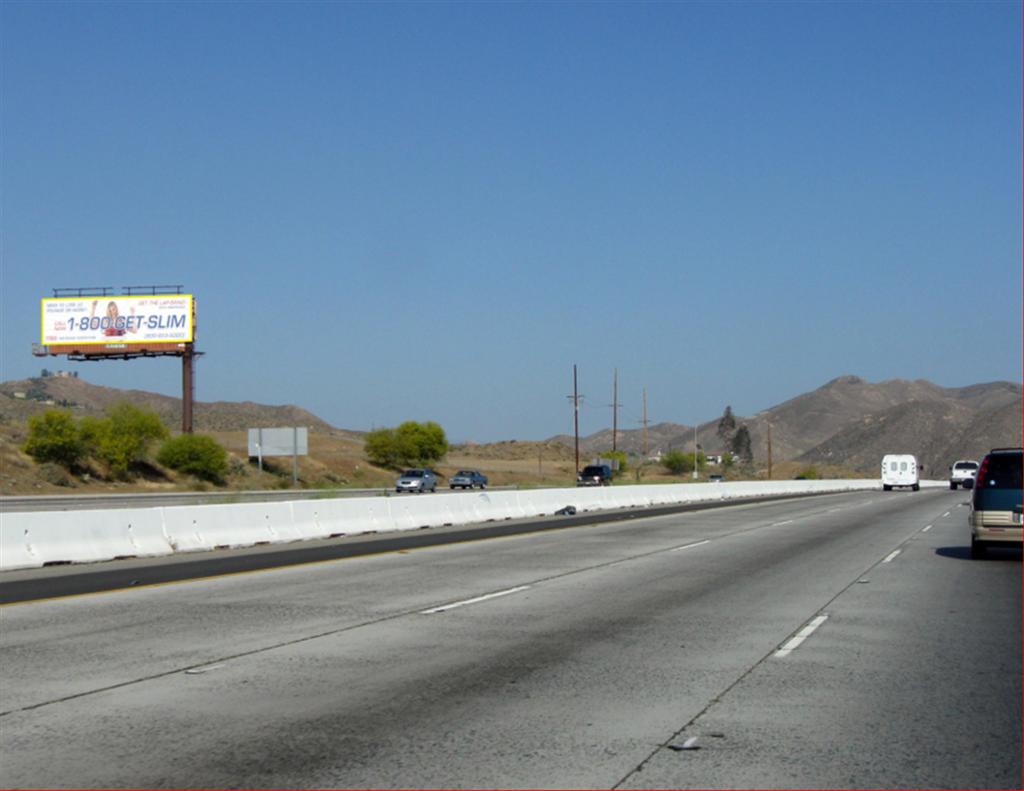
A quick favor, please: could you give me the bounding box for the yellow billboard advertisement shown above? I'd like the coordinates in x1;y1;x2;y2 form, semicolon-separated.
40;295;194;346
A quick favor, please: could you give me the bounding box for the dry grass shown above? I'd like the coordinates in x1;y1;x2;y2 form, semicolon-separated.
0;420;868;498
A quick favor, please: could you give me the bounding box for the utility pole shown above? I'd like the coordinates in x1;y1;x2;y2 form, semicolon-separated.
610;368;622;453
767;422;773;480
568;364;582;474
641;387;649;456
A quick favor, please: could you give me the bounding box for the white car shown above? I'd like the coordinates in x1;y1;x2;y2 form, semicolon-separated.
948;459;979;490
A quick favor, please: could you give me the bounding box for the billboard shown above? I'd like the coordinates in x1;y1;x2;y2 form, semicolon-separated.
41;295;194;346
248;427;309;457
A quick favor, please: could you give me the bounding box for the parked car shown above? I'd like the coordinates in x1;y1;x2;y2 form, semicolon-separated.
881;454;920;491
576;464;613;486
708;474;724;483
450;470;488;489
395;468;438;493
969;447;1022;558
949;459;980;490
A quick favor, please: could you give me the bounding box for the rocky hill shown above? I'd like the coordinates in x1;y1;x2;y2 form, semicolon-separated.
550;376;1021;474
0;375;341;434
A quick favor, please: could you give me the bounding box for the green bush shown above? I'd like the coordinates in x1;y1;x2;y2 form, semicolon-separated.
82;403;169;478
795;465;821;480
365;421;449;467
601;450;629;473
661;450;707;476
158;434;229;484
22;410;86;468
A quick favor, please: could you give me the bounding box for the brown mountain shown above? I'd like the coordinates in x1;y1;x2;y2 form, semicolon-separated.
550;376;1021;474
798;397;1022;475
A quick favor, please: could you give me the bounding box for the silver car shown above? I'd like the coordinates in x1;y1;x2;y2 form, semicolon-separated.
395;468;438;493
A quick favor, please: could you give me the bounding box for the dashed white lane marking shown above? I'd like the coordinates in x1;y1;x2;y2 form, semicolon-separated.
185;664;225;675
670;540;710;553
922;524;933;533
420;585;531;614
882;549;901;563
827;508;842;513
775;614;829;657
942;511;951;518
771;519;794;527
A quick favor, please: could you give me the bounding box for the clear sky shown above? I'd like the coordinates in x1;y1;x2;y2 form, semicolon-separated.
2;1;1020;442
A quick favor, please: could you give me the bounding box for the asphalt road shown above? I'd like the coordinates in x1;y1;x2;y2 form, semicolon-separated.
0;489;1019;789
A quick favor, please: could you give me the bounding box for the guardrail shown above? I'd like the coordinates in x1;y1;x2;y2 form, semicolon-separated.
0;479;916;572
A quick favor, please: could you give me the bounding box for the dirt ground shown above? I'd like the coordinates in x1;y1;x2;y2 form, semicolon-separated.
1;418;864;497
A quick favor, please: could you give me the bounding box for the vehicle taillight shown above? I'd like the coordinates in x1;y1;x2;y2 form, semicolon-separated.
976;456;990;487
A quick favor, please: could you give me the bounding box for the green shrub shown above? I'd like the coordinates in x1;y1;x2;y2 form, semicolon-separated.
22;410;85;468
157;434;229;484
661;450;706;475
795;465;821;480
82;403;169;478
601;450;629;473
365;421;448;468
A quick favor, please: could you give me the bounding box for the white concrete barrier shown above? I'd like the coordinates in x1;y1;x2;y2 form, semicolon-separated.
1;479;892;571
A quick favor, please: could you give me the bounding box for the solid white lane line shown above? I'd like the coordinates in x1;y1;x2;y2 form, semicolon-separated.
420;585;531;614
670;540;710;553
922;524;933;533
771;519;794;527
775;614;829;657
882;549;901;563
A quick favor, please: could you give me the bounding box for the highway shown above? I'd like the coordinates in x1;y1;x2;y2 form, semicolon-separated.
0;489;1019;789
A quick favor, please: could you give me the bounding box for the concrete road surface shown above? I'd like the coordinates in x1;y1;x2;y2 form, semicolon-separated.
0;489;1018;789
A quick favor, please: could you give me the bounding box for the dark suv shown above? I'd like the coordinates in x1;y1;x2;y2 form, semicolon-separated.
969;447;1022;558
577;464;613;486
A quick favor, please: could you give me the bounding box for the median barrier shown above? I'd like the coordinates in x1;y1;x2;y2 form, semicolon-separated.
1;509;171;569
162;502;296;552
2;479;895;571
0;513;44;570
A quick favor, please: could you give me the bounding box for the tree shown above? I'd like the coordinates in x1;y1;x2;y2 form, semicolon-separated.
22;410;85;468
365;421;449;468
716;405;736;449
82;402;169;477
601;450;629;473
730;425;753;463
661;450;706;475
364;427;402;467
158;434;229;484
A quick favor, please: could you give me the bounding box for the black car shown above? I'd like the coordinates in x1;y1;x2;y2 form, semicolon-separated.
577;464;613;486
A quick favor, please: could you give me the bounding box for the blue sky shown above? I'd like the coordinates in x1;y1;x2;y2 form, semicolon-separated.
2;1;1020;442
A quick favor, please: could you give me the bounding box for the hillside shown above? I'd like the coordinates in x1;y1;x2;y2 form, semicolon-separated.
1;373;1018;494
550;376;1021;475
799;398;1022;475
0;376;339;433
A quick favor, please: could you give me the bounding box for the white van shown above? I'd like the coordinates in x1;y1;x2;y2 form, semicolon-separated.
881;454;920;491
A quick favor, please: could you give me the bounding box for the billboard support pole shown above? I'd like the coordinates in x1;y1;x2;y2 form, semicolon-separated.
182;346;194;434
292;426;299;486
